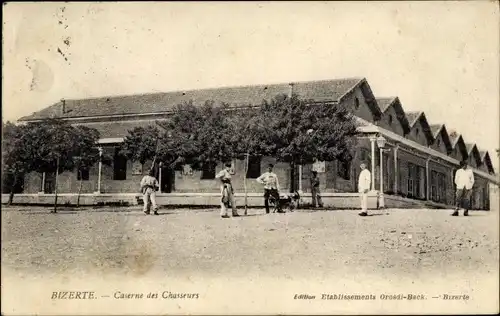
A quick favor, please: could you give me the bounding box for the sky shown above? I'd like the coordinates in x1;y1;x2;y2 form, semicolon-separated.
3;2;499;169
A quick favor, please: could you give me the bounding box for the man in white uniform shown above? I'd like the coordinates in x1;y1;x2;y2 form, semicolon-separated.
358;163;371;216
140;169;159;215
215;162;239;218
452;160;475;216
256;164;283;213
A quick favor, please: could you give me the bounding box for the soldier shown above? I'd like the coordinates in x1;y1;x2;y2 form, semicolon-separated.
452;160;475;216
310;170;324;208
215;162;239;218
358;163;371;216
140;169;159;215
256;164;283;213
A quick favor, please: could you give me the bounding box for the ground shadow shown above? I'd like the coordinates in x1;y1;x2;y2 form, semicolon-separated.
22;211;79;215
244;213;268;217
122;212;172;217
154;212;172;216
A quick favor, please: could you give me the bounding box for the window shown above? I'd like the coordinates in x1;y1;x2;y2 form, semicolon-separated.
407;178;414;198
77;167;90;181
438;173;446;204
415;128;419;135
430;170;438;202
337;159;351;180
132;162;143;175
388;114;393;125
201;161;216;179
384;153;391;192
359;148;370;164
246;156;261;179
354;97;360;109
407;162;424;199
113;148;127;180
437;139;441;146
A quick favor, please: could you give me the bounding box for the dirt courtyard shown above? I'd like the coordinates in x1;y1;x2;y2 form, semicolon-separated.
2;206;498;277
1;206;499;314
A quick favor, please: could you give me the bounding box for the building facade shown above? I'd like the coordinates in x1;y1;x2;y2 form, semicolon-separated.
7;78;498;209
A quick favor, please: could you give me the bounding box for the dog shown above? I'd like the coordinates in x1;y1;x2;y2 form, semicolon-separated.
271;191;301;213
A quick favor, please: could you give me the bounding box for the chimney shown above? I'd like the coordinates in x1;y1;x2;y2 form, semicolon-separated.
61;98;66;114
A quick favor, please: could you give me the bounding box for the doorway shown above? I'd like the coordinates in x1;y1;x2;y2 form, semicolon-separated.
160;167;175;193
44;172;56;193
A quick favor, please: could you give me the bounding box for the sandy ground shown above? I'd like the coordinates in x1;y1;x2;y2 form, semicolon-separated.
1;206;499;314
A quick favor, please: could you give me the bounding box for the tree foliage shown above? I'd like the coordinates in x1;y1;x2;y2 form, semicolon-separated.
2;121;30;175
121;125;161;165
157;101;236;170
2;121;30;199
2;119;103;204
72;125;104;170
231;94;359;164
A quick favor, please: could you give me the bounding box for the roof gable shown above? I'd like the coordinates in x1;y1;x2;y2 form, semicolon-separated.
480;151;495;174
377;98;394;113
20;78;367;121
465;143;482;166
406;111;421;127
406;111;434;145
430;124;452;154
376;97;411;134
449;131;468;160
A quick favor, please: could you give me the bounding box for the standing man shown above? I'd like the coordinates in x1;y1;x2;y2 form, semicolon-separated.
141;169;159;215
452;160;475;216
256;164;282;213
358;163;371;216
310;170;323;208
215;162;239;218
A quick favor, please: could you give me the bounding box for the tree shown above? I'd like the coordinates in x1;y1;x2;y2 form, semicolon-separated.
120;125;162;176
2;121;30;205
120;101;239;195
227;106;270;213
21;119;102;212
156;100;236;171
72;125;104;207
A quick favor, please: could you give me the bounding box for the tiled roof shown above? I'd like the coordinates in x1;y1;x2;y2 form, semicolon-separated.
430;124;443;138
448;130;461;146
405;111;422;127
376;97;396;113
465;143;477;155
20;78;364;121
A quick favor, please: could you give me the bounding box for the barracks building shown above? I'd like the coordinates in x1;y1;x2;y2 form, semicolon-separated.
6;78;498;209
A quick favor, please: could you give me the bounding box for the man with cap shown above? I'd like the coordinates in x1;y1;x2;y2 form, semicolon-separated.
215;162;239;218
256;164;282;213
140;169;160;215
310;170;323;208
452;160;475;216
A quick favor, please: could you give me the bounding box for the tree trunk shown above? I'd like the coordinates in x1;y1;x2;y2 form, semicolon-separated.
53;158;59;213
77;170;83;208
290;160;296;193
7;172;17;206
244;153;249;215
